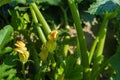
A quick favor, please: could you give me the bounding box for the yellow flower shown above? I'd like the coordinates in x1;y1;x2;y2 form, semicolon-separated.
14;41;29;64
18;50;29;64
46;30;58;53
15;41;26;48
48;30;58;41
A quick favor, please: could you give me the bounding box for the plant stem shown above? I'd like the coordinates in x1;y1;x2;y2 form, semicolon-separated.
89;13;109;64
89;36;99;64
96;13;109;57
30;3;51;35
22;31;40;79
63;36;70;57
36;25;47;43
90;13;109;80
68;0;89;79
89;21;107;64
60;6;69;29
29;5;38;23
22;63;26;80
60;6;70;57
30;5;47;44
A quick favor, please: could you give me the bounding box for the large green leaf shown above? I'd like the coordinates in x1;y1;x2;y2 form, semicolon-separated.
0;63;19;80
88;0;120;15
110;45;120;80
4;53;18;66
0;0;26;7
10;10;28;30
0;0;13;7
63;55;83;80
0;25;13;55
36;0;61;5
37;0;83;6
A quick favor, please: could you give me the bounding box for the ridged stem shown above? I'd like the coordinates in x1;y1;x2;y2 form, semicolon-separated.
90;13;109;80
30;3;51;35
30;5;47;44
68;0;89;79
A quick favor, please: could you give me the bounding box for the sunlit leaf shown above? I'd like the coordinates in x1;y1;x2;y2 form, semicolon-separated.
0;25;13;56
63;55;83;80
0;0;26;7
88;0;120;15
37;0;61;5
0;63;19;80
0;0;13;7
0;25;13;48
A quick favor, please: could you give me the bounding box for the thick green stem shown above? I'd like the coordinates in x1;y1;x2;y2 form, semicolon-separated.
30;3;51;35
68;0;89;79
29;5;38;23
22;63;26;80
90;13;109;80
30;5;47;44
36;26;47;43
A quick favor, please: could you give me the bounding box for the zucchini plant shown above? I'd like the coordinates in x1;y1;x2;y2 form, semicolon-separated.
0;0;120;80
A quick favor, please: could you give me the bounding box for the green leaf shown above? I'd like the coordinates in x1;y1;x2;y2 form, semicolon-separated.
10;10;27;30
0;63;19;80
37;0;61;5
0;47;12;56
80;12;95;23
0;25;13;55
9;10;21;30
14;0;26;4
0;0;26;7
4;53;18;66
0;25;13;49
26;0;35;3
37;0;83;6
110;45;120;80
74;0;83;3
88;0;120;15
58;66;64;75
63;55;83;80
0;0;13;7
23;13;30;23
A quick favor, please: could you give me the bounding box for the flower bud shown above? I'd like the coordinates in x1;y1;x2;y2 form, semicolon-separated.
39;45;48;61
46;41;56;53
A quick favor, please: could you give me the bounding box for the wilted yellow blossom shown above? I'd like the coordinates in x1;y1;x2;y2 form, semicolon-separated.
18;50;29;64
48;30;58;41
15;41;26;48
14;41;29;64
47;30;58;53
